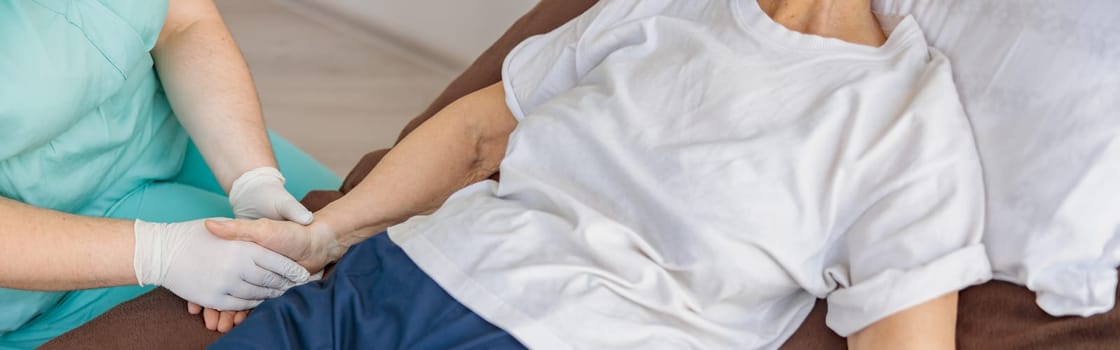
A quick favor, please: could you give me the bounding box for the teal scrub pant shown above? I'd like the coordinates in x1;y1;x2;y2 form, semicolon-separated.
0;132;341;350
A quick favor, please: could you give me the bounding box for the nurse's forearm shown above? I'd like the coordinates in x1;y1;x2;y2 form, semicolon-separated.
152;0;276;193
0;197;136;290
314;83;516;247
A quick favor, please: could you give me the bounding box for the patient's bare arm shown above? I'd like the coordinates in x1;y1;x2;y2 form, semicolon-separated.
323;82;517;243
847;292;958;350
208;82;516;272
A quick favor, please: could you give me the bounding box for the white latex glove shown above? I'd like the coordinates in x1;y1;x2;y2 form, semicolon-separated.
228;167;313;224
133;219;311;311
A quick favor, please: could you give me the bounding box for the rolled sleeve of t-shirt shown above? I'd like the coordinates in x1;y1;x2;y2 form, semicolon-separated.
822;53;993;336
824;164;992;336
501;0;637;120
502;8;590;120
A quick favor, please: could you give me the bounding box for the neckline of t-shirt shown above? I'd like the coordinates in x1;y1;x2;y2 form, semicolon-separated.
733;0;924;58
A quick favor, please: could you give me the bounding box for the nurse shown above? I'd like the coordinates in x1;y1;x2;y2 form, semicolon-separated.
0;0;341;347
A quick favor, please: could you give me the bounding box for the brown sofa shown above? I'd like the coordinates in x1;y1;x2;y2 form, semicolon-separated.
43;1;1120;349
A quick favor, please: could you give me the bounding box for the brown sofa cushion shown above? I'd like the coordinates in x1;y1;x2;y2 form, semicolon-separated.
45;1;1120;349
42;288;223;350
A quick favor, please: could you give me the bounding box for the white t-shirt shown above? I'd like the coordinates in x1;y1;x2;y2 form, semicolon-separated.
389;0;991;348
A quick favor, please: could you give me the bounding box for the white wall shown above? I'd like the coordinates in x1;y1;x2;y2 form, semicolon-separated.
300;0;538;69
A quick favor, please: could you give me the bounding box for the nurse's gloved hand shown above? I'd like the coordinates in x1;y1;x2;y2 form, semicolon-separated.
228;167;314;224
133;219;311;311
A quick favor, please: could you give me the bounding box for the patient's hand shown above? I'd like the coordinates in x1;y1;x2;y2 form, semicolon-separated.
193;218;343;332
188;301;248;333
206;218;343;276
190;219;328;333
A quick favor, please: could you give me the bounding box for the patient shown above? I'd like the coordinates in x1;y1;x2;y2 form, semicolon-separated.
205;0;990;348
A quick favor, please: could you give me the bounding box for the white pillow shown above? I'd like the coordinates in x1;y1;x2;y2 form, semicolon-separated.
873;0;1120;316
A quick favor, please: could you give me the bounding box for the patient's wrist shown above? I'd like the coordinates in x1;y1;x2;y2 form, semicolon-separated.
304;219;346;264
313;197;391;247
335;226;382;249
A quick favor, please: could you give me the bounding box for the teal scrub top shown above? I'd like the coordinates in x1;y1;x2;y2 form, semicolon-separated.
0;0;188;216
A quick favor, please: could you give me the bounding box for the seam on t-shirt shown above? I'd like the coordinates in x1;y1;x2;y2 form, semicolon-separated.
500;46;530;121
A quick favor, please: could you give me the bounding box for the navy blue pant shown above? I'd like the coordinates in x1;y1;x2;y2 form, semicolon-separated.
209;233;526;350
